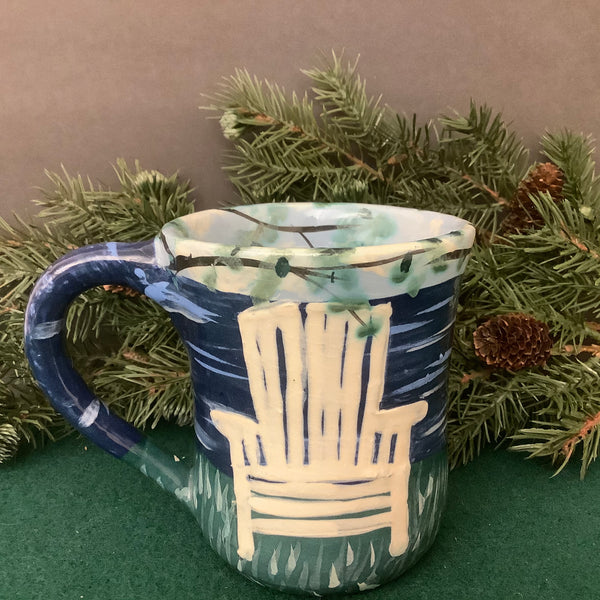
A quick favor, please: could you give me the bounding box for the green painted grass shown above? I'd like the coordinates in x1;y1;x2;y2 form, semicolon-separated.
189;451;447;595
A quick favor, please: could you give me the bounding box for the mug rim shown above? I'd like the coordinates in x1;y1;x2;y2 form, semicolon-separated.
154;202;475;302
158;202;475;259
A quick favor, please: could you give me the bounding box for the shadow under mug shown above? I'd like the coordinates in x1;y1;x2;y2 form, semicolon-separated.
25;202;475;595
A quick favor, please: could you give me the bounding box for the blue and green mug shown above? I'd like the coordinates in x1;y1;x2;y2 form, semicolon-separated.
25;202;475;594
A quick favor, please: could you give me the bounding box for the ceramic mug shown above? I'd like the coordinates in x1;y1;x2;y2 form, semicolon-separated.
25;202;475;595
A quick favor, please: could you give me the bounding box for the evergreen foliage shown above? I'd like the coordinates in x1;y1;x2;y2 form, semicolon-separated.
205;53;600;477
2;53;599;478
0;162;194;459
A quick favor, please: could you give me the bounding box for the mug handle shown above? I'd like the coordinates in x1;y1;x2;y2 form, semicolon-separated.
24;240;192;507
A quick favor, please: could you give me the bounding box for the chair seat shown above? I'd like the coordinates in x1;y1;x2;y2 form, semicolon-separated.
244;462;409;484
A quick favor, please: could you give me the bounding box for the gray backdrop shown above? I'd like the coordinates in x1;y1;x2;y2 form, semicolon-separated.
2;1;600;219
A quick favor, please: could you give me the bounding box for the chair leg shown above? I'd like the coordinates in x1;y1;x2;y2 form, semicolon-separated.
234;475;255;560
388;468;411;557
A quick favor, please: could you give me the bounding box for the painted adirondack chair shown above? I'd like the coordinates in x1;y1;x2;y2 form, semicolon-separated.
211;301;428;561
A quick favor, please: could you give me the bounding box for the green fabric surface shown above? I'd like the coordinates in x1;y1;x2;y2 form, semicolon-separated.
2;423;598;600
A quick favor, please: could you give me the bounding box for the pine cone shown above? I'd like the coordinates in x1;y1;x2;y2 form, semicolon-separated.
502;162;564;233
473;313;553;370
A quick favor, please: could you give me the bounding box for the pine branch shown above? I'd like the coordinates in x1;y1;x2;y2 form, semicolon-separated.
438;101;530;201
205;58;527;246
302;52;398;158
209;69;386;181
209;56;530;218
446;363;537;468
94;336;192;429
0;162;194;463
511;359;600;479
205;63;454;206
561;408;600;463
542;130;600;214
36;161;193;242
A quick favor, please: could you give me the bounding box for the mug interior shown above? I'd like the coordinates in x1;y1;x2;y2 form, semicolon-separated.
163;203;472;251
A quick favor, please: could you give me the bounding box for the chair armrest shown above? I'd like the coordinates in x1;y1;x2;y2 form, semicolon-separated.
372;400;429;434
210;408;259;442
210;409;262;469
356;400;428;467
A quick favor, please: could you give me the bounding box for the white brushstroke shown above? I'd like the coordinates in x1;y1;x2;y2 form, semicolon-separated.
390;322;453;355
426;474;434;495
426;349;452;368
416;297;452;315
196;462;203;495
194;418;219;451
106;241;118;256
221;502;231;539
175;486;191;503
298;562;309;590
346;542;354;566
194;357;248;380
406;332;449;353
251;540;262;578
418;475;435;516
30;319;63;340
420;381;445;399
431;321;454;337
78;399;100;427
369;541;376;567
215;471;223;511
285;543;300;576
207;505;215;538
329;564;341;588
205;467;212;499
186;341;238;366
268;544;281;576
391;365;446;395
309;544;324;590
133;267;219;323
389;320;432;335
358;582;380;591
423;413;445;436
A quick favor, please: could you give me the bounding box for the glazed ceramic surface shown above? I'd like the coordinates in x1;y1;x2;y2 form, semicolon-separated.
25;203;475;595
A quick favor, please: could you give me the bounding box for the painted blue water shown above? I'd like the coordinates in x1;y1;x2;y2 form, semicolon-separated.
25;239;459;472
167;274;459;474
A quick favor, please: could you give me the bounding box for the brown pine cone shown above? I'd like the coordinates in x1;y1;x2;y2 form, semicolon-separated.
473;313;553;370
502;162;564;233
